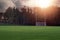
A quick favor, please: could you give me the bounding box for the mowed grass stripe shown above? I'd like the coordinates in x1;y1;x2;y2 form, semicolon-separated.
0;26;60;40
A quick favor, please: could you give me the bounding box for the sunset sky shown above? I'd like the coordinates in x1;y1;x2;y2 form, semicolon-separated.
0;0;60;12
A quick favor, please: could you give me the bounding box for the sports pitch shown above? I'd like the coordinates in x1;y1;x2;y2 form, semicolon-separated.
0;26;60;40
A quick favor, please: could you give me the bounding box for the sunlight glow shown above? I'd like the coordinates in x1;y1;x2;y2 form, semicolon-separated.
24;0;54;8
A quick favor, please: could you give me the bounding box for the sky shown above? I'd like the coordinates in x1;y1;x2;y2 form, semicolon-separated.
0;0;15;12
0;0;60;12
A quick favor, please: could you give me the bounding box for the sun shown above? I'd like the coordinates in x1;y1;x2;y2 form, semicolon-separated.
37;0;53;8
24;0;54;8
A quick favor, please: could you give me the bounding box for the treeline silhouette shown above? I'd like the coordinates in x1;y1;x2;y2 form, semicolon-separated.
46;7;60;26
0;7;36;25
0;6;60;26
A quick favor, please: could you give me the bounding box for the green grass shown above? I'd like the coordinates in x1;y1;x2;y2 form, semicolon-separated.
0;26;60;40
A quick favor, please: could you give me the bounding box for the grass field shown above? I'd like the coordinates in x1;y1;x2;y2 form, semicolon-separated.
0;26;60;40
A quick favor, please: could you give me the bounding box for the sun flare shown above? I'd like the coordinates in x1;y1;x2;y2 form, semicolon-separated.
38;0;52;8
24;0;54;8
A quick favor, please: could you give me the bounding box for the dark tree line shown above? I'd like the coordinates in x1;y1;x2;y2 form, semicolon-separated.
0;6;60;26
0;7;36;25
46;7;60;26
